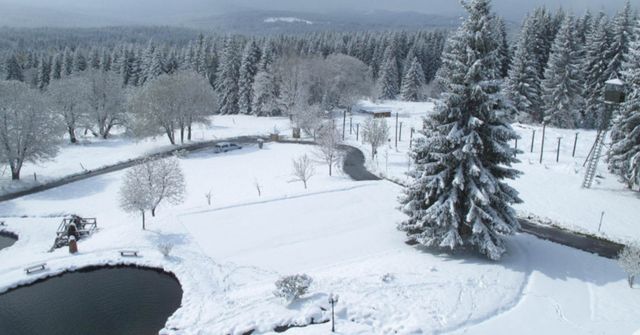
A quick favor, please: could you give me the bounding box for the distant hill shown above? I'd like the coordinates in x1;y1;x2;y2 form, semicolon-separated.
0;1;462;33
190;10;462;34
0;2;131;27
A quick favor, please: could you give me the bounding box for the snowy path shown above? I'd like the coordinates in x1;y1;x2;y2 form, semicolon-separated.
452;235;640;335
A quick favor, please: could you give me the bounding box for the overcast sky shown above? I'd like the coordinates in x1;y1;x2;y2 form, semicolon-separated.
233;0;634;17
0;0;635;22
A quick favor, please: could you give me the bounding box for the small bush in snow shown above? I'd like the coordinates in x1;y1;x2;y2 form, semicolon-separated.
618;243;640;288
157;243;174;258
273;274;313;303
381;273;395;283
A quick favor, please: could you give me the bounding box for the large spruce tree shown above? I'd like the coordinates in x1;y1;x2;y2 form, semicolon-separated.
400;57;424;102
583;13;613;129
398;0;521;261
377;46;400;100
506;16;544;123
238;41;262;115
541;16;583;128
608;19;640;190
216;39;241;115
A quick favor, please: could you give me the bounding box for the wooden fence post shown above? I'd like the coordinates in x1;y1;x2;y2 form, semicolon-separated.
531;129;536;153
539;123;546;164
556;137;562;162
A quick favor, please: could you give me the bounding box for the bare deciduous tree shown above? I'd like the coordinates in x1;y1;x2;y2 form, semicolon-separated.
618;243;640;288
84;70;126;139
205;189;213;206
292;154;315;189
119;157;186;229
276;57;308;119
254;179;262;197
128;71;216;144
292;104;324;139
316;123;342;176
362;117;389;159
0;81;62;180
47;75;90;144
322;54;373;112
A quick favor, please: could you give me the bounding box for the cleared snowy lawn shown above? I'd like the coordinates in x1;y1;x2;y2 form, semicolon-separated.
0;142;526;334
349;100;640;243
0;141;638;333
0;115;292;196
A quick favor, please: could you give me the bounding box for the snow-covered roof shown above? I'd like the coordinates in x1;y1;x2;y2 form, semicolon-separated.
605;78;625;86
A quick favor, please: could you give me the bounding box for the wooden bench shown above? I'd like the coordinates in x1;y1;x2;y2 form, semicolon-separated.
25;263;47;274
119;250;139;257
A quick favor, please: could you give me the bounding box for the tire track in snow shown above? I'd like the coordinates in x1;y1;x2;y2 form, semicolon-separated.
178;183;380;218
433;238;534;334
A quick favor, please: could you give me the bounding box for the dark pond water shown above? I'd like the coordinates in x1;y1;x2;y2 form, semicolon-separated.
0;233;16;250
0;266;183;335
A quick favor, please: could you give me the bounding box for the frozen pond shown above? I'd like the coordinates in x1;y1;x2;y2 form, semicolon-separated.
0;266;182;335
0;232;16;250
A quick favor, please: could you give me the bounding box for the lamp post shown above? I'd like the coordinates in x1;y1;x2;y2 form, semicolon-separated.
329;293;339;332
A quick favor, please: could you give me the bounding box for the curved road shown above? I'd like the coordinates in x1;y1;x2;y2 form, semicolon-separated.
341;146;625;259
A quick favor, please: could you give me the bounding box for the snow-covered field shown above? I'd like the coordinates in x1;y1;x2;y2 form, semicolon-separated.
349;100;640;243
0;138;638;334
0;115;292;196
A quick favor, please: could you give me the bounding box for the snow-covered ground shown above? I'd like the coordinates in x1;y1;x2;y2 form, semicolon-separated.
348;100;640;243
0;115;292;196
1;141;638;334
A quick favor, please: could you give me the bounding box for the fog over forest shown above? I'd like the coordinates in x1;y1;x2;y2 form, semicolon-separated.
0;0;633;28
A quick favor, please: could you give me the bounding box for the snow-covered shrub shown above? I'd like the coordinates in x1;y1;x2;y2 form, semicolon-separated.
273;274;313;303
618;243;640;288
381;273;395;283
157;243;174;258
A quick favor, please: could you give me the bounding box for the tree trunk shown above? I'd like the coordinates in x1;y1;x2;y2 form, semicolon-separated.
329;162;332;176
180;126;185;144
141;211;146;230
165;127;176;145
11;169;20;180
10;161;21;180
630;275;635;288
188;124;192;141
102;127;112;139
151;207;156;217
68;127;77;144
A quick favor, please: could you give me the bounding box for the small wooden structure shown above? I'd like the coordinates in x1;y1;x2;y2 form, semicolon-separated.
358;108;392;118
604;78;626;104
52;216;97;250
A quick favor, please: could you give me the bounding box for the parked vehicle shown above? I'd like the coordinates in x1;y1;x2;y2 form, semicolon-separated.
214;142;242;153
